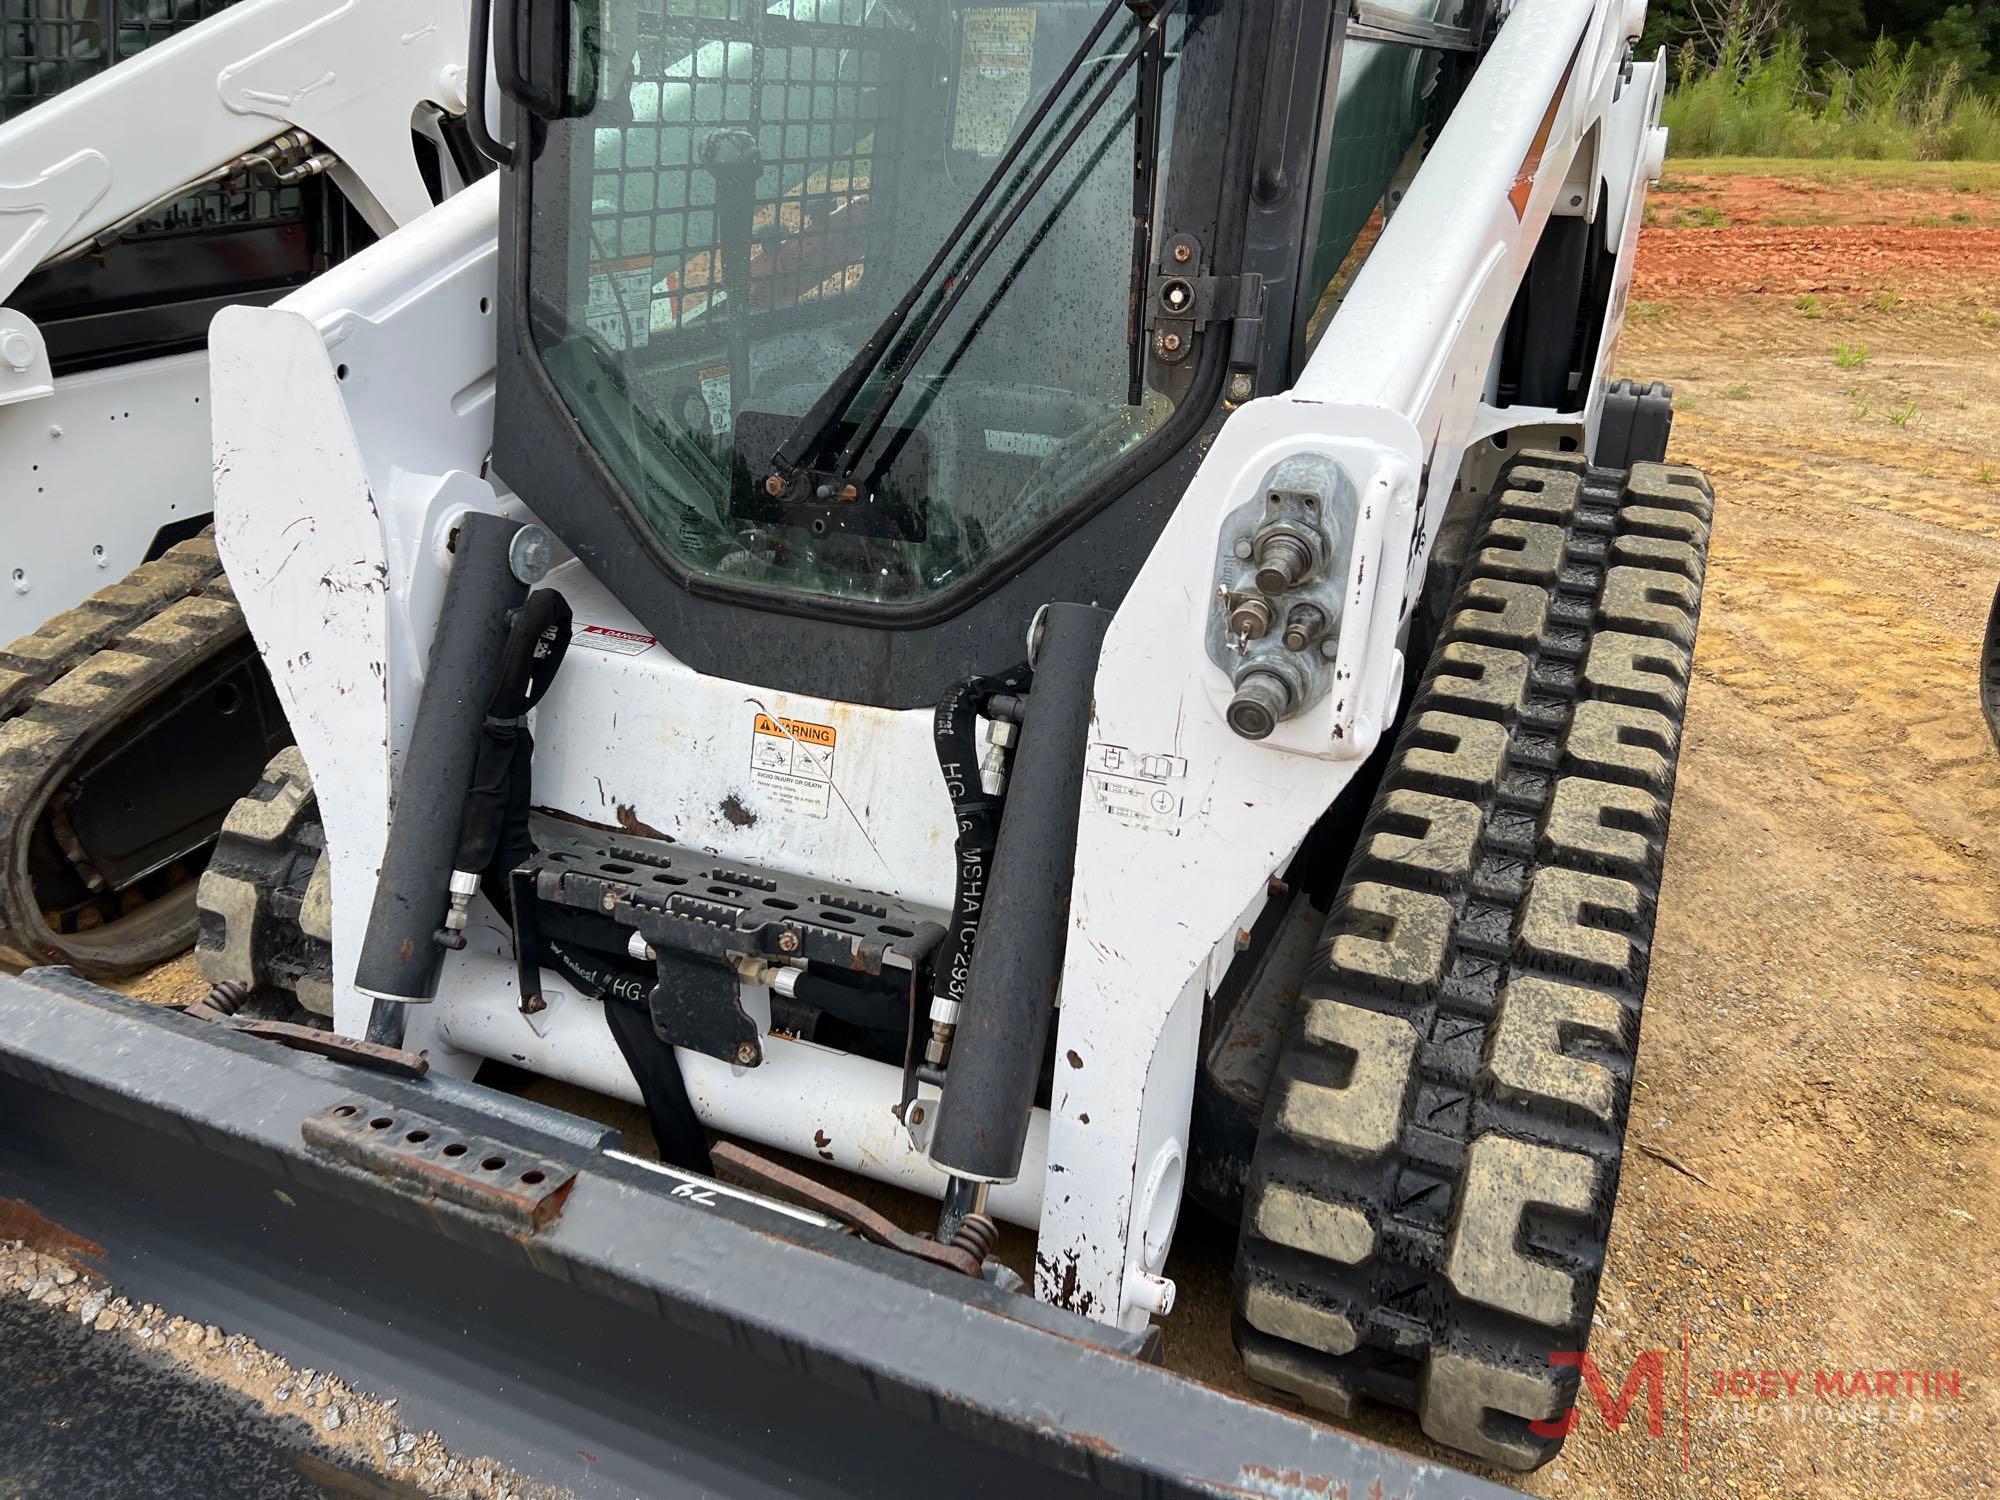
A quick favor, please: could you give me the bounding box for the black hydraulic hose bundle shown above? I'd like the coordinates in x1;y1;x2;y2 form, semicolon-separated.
926;669;1025;1055
929;605;1112;1185
454;588;573;884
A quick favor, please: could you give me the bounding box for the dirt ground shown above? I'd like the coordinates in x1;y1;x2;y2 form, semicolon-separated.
22;163;2000;1495
1510;168;2000;1495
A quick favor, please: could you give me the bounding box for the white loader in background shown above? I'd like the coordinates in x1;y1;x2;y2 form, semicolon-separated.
0;0;478;974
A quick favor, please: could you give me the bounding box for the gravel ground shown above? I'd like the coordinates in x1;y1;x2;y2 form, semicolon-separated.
0;1236;557;1499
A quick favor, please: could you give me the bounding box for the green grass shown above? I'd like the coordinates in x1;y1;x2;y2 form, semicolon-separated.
1795;293;1822;317
1890;400;1919;427
1664;156;2000;189
1672;204;1729;228
1835;340;1869;368
1663;25;2000;161
1724;383;1753;399
1980;463;1996;485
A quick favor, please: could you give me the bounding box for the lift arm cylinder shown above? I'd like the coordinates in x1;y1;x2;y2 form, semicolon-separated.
928;603;1111;1183
355;512;527;1016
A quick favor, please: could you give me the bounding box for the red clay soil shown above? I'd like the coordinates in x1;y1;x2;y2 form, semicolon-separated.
1645;169;1995;227
1634;224;2000;299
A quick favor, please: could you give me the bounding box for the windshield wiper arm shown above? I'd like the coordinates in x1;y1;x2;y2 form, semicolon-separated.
1125;1;1168;407
767;0;1168;501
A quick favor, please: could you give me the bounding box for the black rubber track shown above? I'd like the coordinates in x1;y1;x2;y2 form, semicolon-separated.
194;746;335;1018
1232;451;1714;1471
1980;577;2000;753
0;532;250;974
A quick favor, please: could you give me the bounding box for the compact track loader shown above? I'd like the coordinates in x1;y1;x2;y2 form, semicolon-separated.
0;0;478;976
4;0;1712;1486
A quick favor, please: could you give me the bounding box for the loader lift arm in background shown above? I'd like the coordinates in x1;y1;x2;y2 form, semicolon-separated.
0;0;481;980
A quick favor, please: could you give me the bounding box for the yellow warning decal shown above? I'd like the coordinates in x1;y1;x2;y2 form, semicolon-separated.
753;714;836;748
749;713;838;818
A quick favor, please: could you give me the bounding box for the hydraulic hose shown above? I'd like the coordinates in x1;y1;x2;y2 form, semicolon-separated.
452;587;573;921
924;668;1026;1068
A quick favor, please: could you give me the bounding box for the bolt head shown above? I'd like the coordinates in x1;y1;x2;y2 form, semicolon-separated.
1228;372;1254;401
1172;242;1192;263
508;524;554;585
765;473;787;497
735;1042;759;1066
1161;331;1184;352
777;929;800;953
1232;538;1253;560
437;62;470;113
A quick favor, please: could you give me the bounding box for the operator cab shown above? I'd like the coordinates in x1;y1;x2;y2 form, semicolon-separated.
494;0;1486;704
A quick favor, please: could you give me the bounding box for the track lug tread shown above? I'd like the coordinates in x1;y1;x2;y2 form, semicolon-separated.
1234;448;1712;1469
196;748;333;1016
0;528;266;974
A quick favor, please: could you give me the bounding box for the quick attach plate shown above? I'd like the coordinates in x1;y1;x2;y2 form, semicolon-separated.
302;1101;578;1231
527;819;945;1067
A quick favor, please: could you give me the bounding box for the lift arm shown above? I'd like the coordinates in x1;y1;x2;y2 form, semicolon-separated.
0;0;474;406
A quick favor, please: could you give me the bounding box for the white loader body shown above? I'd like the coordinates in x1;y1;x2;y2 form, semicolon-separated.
210;0;1666;1335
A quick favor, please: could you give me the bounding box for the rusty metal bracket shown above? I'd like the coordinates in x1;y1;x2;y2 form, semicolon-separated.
183;1002;431;1080
302;1102;577;1231
711;1142;982;1279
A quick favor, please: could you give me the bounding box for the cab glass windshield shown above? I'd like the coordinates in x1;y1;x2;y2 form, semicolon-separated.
528;0;1195;606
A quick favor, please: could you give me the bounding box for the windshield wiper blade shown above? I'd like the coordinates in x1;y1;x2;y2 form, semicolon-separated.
766;0;1157;501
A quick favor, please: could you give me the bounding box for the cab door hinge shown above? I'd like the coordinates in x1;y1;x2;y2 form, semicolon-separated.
1150;233;1264;391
